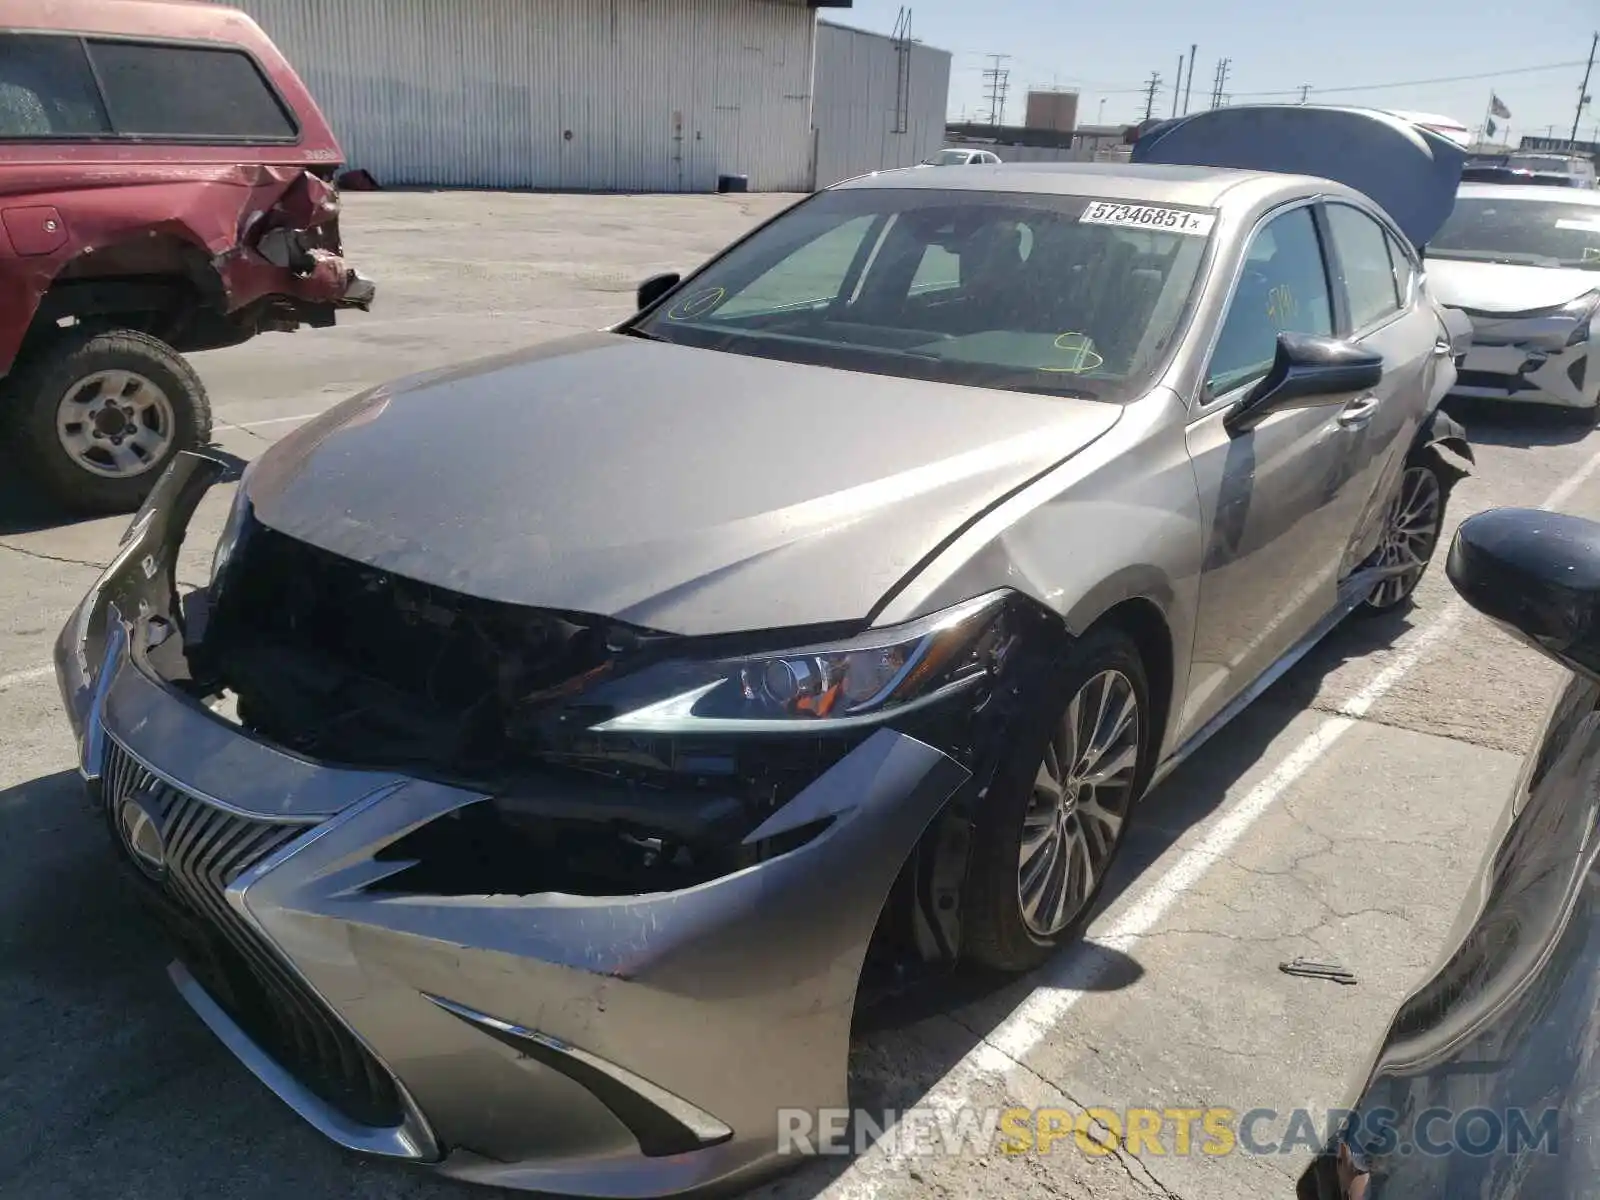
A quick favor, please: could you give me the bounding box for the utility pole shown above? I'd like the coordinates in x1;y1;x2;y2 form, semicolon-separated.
1172;55;1183;117
982;54;1011;126
1183;44;1197;114
1572;31;1598;146
1299;84;1310;104
1143;70;1162;121
1210;58;1231;109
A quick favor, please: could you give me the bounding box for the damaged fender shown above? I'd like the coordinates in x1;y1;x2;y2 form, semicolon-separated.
216;168;376;313
1416;406;1475;486
56;450;227;752
8;164;374;373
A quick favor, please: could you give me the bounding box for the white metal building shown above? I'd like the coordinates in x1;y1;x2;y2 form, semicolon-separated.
811;20;951;188
221;0;948;193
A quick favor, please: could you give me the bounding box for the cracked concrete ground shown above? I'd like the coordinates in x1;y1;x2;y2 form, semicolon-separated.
1;191;1597;1200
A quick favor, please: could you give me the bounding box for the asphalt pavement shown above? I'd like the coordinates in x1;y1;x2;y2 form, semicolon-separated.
1;191;1595;1200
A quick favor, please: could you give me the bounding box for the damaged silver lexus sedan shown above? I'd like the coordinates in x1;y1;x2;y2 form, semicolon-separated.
56;106;1474;1197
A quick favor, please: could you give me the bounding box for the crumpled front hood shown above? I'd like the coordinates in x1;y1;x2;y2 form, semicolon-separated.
244;333;1122;635
1426;257;1600;314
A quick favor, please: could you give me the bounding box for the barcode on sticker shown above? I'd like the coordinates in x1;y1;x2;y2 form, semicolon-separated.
1080;201;1216;236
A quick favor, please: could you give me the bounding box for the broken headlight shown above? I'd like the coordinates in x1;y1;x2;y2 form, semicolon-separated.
1563;289;1600;346
587;590;1013;734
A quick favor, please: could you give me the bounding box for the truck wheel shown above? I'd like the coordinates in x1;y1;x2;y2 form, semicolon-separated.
6;328;213;516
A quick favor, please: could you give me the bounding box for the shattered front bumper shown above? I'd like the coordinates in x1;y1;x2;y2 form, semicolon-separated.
56;454;970;1197
1450;309;1600;409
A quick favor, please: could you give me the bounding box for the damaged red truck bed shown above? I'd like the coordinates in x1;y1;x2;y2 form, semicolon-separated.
0;0;373;513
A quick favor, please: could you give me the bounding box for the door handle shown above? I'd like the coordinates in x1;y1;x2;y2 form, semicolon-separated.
1336;394;1380;427
1432;339;1454;357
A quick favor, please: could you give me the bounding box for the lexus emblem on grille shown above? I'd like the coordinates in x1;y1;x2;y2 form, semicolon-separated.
116;785;169;882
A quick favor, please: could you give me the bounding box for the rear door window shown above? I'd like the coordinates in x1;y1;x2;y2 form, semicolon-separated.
1325;203;1402;330
0;34;111;137
1384;230;1417;305
86;39;296;140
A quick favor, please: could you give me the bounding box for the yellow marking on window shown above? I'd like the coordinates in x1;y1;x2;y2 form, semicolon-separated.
1267;284;1297;328
667;287;726;319
1038;332;1105;374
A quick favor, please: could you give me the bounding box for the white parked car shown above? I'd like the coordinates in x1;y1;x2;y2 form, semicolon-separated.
1426;183;1600;419
919;147;1002;166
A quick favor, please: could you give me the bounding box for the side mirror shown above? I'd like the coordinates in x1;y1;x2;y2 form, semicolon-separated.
636;272;681;312
1447;507;1600;680
1225;332;1384;434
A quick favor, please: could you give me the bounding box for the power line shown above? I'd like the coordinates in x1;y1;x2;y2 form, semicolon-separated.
1230;56;1591;99
963;52;1598;113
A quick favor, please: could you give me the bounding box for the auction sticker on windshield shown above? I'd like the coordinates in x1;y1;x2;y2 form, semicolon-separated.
1080;201;1216;236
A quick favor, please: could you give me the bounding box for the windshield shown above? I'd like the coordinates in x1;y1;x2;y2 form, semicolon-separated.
1428;196;1600;269
924;150;973;165
629;188;1214;402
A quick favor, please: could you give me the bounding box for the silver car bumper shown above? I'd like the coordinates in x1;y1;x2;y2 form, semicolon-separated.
1450;310;1599;409
56;453;971;1197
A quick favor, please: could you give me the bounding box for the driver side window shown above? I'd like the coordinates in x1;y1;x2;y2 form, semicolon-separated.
1205;206;1335;397
710;214;881;318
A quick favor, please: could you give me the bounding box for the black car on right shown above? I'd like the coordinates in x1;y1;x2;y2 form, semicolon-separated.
1298;505;1600;1199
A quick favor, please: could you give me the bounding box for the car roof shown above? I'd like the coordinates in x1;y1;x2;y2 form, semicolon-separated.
832;161;1310;208
0;0;263;41
1456;182;1600;204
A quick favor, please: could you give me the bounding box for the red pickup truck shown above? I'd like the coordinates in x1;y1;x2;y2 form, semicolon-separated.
0;0;373;513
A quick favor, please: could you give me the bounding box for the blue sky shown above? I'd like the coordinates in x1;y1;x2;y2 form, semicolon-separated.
839;0;1599;144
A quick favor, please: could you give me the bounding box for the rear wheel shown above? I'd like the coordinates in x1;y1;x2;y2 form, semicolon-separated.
1358;456;1445;614
962;626;1152;973
5;328;212;516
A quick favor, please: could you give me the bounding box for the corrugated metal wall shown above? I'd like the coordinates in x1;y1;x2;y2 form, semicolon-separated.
224;0;817;191
811;21;950;189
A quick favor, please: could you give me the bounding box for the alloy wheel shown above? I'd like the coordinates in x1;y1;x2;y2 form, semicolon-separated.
1367;465;1443;609
1017;669;1140;937
55;370;177;480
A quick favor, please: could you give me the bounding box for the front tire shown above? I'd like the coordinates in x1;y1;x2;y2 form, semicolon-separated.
962;625;1153;973
1358;454;1446;615
5;328;213;516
